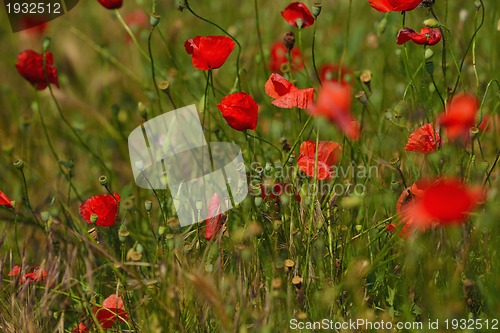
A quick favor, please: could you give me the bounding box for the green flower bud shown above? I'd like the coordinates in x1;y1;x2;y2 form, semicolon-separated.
13;159;24;170
90;214;98;224
150;13;160;27
312;3;322;18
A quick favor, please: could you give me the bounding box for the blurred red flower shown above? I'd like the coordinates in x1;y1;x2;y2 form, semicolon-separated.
20;17;49;36
297;140;342;180
404;123;441;154
97;0;122;9
438;94;478;141
73;294;128;332
281;2;315;28
217;92;259;131
0;191;13;209
319;63;354;83
260;182;301;202
399;178;484;230
95;294;128;329
265;73;314;109
205;193;223;241
15;50;59;90
368;0;422;12
397;27;442;45
80;193;121;227
307;82;360;140
7;265;47;284
124;10;149;42
269;41;303;73
184;36;235;70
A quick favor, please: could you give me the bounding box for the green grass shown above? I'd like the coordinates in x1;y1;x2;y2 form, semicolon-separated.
1;0;500;332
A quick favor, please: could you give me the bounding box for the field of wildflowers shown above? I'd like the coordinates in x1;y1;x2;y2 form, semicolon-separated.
1;0;500;331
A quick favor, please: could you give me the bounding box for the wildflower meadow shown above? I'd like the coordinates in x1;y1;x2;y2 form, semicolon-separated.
1;0;500;332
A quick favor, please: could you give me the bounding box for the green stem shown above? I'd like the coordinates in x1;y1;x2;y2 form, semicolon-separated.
148;26;164;115
254;0;268;78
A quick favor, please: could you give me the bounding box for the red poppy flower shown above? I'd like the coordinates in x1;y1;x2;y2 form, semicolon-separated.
24;266;48;283
7;265;21;277
124;10;149;42
73;294;127;332
217;92;259;131
97;0;122;9
72;324;89;333
319;63;354;83
79;193;121;227
307;82;360;140
95;294;128;329
184;36;235;71
15;50;59;90
397;27;442;45
269;41;304;73
265;73;314;109
438;94;478;141
368;0;423;12
281;2;315;28
404;123;441;154
205;193;223;241
297;141;342;180
0;191;13;209
400;178;484;229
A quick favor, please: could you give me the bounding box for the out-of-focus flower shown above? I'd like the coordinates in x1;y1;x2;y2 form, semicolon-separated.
80;193;121;227
368;0;423;12
205;193;223;241
319;63;354;83
404;123;441;154
297;140;342;180
7;265;48;284
281;2;315;28
184;35;235;71
265;73;314;109
269;41;303;73
15;50;59;90
307;82;360;140
438;94;478;141
73;294;128;332
124;10;149;42
397;27;442;45
217;92;259;131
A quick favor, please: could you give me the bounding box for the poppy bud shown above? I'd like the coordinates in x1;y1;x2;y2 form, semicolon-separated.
42;37;51;52
283;31;295;52
158;81;170;94
425;61;435;75
144;200;152;212
118;228;129;242
90;214;98;224
425;48;434;60
423;18;439;28
312;3;322;18
421;0;435;8
137;102;148;120
376;17;387;36
13;159;24;170
99;175;109;186
150;13;160;28
355;91;368;105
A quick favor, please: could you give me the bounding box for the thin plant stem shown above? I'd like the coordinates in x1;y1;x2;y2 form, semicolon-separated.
148;26;164;115
254;0;268;78
311;19;321;85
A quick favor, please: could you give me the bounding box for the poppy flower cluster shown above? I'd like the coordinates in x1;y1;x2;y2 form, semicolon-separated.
217;92;259;131
73;294;128;332
297;140;342;180
15;50;59;90
265;73;314;109
404;123;441;154
307;82;360;140
281;2;315;28
79;193;121;227
397;27;442;46
269;41;304;73
0;191;13;209
389;178;484;237
97;0;122;10
7;265;48;284
184;35;235;71
368;0;423;12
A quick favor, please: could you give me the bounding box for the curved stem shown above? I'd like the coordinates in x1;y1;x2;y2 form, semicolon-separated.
148;26;164;115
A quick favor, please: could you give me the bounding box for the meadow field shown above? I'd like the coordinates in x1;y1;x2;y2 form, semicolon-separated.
1;0;500;331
